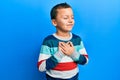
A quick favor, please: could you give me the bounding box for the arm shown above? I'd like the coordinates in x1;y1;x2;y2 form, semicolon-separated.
38;45;65;72
70;41;89;65
58;41;88;65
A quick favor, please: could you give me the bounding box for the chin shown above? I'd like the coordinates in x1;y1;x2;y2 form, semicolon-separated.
67;28;73;31
65;29;72;32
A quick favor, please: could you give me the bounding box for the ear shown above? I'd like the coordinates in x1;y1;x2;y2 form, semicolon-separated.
52;19;57;26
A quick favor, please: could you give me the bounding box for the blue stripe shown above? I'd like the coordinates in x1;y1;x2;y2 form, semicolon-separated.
46;56;59;70
50;47;58;55
41;44;84;55
46;73;78;80
74;45;84;52
77;55;87;65
40;45;51;54
42;34;82;47
40;45;58;55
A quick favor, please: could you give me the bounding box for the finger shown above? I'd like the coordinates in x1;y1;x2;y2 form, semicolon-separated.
60;46;66;54
67;41;73;47
59;43;66;49
69;42;74;47
59;42;64;47
66;41;71;46
60;42;66;47
59;42;64;50
59;42;62;46
67;41;70;44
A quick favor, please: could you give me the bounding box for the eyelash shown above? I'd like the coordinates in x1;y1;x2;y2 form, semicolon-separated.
63;17;74;19
64;18;68;19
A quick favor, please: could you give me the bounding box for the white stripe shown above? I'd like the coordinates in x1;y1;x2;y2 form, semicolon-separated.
85;57;89;64
79;48;87;55
39;54;74;62
60;55;74;62
79;48;89;64
38;54;51;61
39;60;46;72
53;32;72;41
46;67;79;79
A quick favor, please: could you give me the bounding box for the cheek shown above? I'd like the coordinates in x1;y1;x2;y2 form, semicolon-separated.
61;20;68;24
73;21;75;24
58;20;66;26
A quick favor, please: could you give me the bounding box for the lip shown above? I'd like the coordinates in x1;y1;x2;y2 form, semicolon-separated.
66;24;73;27
67;24;73;26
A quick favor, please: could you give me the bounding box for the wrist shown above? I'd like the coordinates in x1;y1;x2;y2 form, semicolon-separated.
70;51;80;61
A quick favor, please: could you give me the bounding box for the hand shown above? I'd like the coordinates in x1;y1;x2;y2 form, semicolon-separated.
58;41;75;56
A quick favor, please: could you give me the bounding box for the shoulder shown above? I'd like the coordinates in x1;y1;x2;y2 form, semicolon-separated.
43;35;55;41
72;33;82;41
42;35;57;46
42;35;54;43
71;33;83;45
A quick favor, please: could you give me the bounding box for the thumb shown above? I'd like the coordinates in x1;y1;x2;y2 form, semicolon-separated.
67;41;73;47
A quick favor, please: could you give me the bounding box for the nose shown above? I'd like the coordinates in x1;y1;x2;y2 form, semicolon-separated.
68;18;74;23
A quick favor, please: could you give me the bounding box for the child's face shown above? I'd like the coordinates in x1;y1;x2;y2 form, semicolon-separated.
52;8;74;32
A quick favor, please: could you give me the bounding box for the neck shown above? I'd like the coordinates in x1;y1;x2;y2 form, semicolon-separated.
55;31;70;39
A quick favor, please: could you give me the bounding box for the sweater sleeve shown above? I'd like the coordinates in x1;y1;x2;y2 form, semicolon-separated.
70;41;89;65
38;44;65;72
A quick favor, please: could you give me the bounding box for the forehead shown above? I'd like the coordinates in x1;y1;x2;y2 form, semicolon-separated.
56;8;73;15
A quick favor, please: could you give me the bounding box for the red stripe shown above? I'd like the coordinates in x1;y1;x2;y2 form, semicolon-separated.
52;62;77;71
37;60;45;68
83;54;88;58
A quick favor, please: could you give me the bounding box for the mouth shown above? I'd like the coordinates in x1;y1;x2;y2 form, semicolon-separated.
66;24;73;27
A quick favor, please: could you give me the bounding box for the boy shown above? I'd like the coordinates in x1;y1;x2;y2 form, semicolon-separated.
38;3;88;80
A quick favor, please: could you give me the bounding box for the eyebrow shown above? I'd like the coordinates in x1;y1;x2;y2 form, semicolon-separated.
62;15;74;17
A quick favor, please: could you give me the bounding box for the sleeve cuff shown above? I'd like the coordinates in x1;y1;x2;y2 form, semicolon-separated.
70;51;80;61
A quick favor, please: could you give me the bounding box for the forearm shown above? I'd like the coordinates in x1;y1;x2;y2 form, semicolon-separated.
38;51;65;72
46;50;65;70
70;51;88;65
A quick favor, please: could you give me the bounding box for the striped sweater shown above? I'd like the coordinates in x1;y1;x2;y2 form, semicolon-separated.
38;33;88;79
